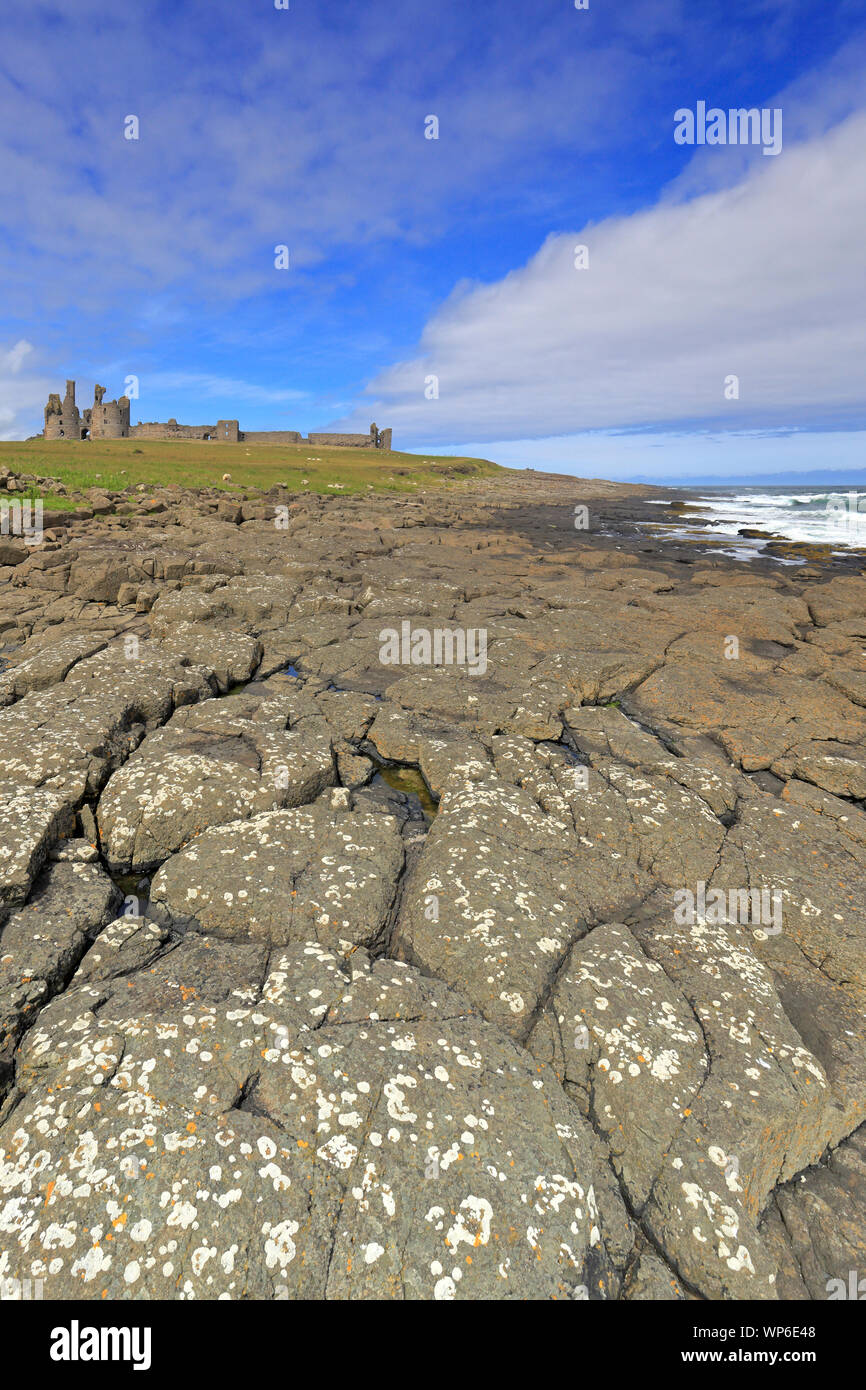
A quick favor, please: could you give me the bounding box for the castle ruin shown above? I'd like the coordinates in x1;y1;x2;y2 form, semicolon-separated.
43;381;392;450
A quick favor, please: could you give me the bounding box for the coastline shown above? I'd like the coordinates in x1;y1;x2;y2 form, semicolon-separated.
1;461;865;1302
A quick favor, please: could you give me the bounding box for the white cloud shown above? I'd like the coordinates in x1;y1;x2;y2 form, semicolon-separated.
144;373;308;405
661;34;866;202
0;342;54;440
0;1;651;324
1;339;34;375
341;111;866;446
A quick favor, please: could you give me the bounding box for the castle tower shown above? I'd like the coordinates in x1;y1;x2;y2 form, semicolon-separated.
90;385;131;438
60;380;81;440
44;392;63;439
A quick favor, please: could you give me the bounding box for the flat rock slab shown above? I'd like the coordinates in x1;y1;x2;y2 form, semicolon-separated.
0;644;216;804
0;933;632;1300
395;768;648;1040
157;622;262;694
0;631;111;702
527;922;708;1211
98;684;335;872
0;860;120;1083
631;901;836;1299
628;660;866;776
713;798;866;1012
760;1122;866;1299
150;788;404;950
0;788;75;911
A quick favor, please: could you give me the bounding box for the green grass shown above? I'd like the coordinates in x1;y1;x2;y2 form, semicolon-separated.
0;438;502;498
7;483;80;512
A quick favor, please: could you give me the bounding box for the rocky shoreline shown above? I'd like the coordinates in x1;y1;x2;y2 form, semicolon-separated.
1;465;865;1301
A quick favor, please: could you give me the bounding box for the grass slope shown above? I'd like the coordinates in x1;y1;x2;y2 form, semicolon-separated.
0;438;502;497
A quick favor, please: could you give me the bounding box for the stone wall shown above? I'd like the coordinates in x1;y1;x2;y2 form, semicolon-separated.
61;381;81;440
308;434;375;448
129;420;217;440
239;430;303;445
308;424;389;449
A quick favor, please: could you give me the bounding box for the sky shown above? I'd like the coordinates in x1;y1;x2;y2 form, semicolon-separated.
1;0;865;482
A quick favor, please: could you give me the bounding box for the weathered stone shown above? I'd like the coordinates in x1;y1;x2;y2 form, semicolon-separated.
0;860;120;1086
759;1123;866;1300
0;938;632;1300
0;631;111;701
394;768;646;1040
0;789;75;910
1;467;865;1301
98;685;335;871
527;922;707;1210
629;898;838;1299
0;541;27;567
150;788;404;950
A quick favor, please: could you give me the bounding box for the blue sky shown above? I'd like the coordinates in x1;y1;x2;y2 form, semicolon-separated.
1;0;865;481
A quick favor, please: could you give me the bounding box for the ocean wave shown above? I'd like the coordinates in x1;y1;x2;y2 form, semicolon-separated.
667;487;866;550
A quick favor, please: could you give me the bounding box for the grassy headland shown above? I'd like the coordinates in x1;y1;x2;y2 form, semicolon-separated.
0;438;502;498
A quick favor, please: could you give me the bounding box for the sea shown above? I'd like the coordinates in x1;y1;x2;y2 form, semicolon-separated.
648;484;866;553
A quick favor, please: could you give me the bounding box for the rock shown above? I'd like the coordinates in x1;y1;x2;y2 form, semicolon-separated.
150;788;404;950
68;559;132;603
0;860;121;1089
49;838;100;863
157;622;262;693
770;738;866;798
712;798;866;1017
336;749;374;787
394;765;647;1040
0;938;632;1300
0;632;111;701
0;541;27;567
527;922;707;1210
826;668;866;708
0;788;75;911
759;1123;866;1300
98;684;335;872
1;467;866;1300
78;804;98;844
0;644;216;805
627;661;866;774
623;1243;687;1300
628;895;838;1299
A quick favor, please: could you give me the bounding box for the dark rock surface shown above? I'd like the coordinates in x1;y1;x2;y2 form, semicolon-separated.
1;468;865;1299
